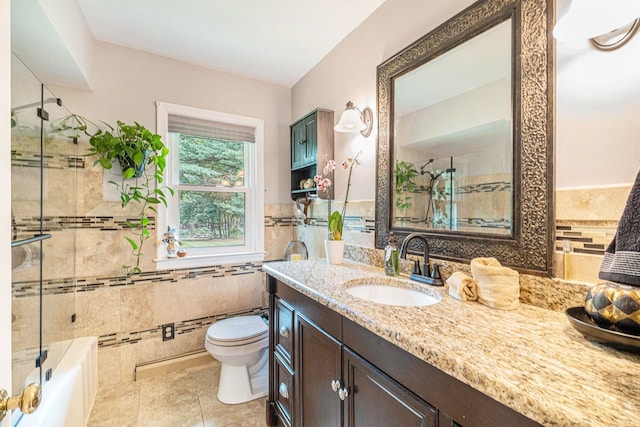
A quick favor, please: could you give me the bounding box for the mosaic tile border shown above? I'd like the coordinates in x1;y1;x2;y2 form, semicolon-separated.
265;215;295;227
13;215;158;238
407;180;511;196
295;215;375;234
97;306;269;349
11;149;86;170
12;262;264;298
456;180;511;194
392;217;511;231
13;213;295;242
555;220;617;257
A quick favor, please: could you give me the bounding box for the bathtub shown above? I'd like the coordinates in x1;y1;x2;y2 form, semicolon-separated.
16;336;97;427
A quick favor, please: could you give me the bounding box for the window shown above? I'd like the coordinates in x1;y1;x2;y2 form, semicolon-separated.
156;102;264;268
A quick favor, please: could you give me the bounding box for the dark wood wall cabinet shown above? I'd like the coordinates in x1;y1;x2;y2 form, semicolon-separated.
290;109;334;201
266;275;541;427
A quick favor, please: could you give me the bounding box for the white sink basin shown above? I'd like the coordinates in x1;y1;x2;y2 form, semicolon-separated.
345;283;441;307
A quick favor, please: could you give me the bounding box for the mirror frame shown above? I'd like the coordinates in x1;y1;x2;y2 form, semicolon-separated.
375;0;554;276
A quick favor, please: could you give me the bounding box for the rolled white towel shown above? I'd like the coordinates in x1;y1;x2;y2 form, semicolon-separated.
470;257;520;310
446;271;478;302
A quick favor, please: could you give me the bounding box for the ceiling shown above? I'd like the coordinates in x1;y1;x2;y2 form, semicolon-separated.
74;0;386;87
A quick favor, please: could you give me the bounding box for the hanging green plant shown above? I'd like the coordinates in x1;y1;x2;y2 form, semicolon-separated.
87;121;173;275
50;113;104;139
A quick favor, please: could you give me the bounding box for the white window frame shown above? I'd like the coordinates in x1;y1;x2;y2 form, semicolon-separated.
155;101;265;269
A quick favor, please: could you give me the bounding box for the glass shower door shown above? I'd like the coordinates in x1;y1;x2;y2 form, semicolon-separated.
10;53;77;425
11;54;46;425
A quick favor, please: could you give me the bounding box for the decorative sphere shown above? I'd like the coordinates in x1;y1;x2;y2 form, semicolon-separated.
585;282;640;335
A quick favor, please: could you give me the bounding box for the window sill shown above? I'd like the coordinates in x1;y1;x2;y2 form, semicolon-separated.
155;251;266;270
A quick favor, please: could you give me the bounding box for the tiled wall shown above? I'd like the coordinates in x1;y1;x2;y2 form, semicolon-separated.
555;186;629;283
13;132;630;387
12;135;296;387
392;173;512;233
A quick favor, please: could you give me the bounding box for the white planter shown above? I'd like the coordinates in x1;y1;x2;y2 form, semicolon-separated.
324;239;345;265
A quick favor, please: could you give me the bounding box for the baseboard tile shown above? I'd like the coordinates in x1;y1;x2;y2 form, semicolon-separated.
135;350;213;381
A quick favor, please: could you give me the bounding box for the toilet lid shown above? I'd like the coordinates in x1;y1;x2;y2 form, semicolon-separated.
206;315;268;342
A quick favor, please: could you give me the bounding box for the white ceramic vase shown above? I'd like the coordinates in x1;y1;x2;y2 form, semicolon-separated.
324;239;345;265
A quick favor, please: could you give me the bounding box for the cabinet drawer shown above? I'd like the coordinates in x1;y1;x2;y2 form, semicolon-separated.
274;297;294;366
273;353;295;427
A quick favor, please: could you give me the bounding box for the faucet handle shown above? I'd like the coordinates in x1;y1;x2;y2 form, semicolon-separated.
430;263;441;280
423;262;431;277
411;259;422;275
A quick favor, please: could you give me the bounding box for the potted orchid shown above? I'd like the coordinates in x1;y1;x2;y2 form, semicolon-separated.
314;151;362;264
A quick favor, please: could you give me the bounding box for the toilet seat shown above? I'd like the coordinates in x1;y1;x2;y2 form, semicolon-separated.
206;315;268;347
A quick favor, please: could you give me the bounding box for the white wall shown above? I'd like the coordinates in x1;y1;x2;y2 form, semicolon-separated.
49;41;292;205
555;0;640;189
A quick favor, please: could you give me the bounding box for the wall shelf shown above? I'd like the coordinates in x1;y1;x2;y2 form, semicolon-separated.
290;109;334;201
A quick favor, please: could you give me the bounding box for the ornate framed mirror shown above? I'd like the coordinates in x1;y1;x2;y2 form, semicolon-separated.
375;0;554;275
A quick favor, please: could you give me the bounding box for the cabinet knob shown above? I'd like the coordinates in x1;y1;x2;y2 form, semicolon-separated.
338;387;349;401
298;139;307;145
278;382;289;399
279;325;290;338
331;379;341;392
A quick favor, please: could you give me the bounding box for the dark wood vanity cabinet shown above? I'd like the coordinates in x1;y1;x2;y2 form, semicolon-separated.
266;275;540;427
343;347;436;426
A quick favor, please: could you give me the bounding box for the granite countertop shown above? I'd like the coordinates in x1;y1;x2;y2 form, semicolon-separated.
263;260;640;427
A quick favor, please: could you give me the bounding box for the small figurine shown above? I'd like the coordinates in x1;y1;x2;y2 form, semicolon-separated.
161;226;182;258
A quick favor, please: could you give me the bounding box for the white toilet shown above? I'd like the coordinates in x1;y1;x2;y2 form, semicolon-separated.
205;315;269;404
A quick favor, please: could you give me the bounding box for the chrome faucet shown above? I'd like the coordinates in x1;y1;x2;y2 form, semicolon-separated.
399;232;443;286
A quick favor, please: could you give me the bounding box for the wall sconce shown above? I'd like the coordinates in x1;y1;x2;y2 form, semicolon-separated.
334;101;373;137
554;0;640;51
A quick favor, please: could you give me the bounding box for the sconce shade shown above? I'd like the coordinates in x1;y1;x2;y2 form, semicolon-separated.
335;101;373;137
554;0;640;49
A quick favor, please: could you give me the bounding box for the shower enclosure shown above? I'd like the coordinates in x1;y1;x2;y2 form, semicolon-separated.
393;153;512;233
11;53;78;425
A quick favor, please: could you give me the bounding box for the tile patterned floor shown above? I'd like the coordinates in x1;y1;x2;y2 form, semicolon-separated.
88;359;266;427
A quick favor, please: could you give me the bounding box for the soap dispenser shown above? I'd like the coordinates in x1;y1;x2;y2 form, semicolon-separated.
384;232;400;276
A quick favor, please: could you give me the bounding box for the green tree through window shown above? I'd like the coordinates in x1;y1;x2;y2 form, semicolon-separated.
177;135;247;247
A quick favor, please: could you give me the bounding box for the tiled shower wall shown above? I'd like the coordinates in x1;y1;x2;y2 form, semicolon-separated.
394;173;511;233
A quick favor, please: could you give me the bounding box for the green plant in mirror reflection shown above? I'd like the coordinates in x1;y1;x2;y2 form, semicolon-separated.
394;160;418;216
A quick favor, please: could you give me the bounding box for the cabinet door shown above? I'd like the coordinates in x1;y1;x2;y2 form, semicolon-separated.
291;114;318;169
297;314;342;427
343;347;437;427
303;116;317;166
291;120;305;169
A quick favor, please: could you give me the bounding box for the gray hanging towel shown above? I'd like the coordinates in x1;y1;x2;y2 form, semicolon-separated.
599;169;640;286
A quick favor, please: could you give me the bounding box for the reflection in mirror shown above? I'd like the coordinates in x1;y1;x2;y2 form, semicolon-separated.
392;19;512;234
